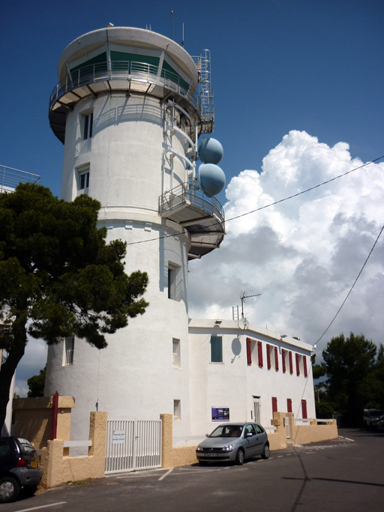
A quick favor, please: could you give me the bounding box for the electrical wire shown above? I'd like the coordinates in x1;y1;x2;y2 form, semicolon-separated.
127;155;384;247
314;223;384;346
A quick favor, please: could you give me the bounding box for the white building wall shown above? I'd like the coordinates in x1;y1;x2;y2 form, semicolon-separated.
46;88;192;442
189;320;316;440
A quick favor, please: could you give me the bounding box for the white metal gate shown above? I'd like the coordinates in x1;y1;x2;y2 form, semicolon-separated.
105;420;162;474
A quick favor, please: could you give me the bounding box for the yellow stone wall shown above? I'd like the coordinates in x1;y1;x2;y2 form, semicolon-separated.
13;396;75;449
40;411;107;488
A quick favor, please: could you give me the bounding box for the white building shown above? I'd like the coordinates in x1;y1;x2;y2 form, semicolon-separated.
44;26;315;445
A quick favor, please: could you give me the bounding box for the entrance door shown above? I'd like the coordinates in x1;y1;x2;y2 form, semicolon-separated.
253;396;261;424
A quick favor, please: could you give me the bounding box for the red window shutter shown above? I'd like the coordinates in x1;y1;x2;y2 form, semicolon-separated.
289;351;293;374
246;337;252;366
258;341;263;368
272;396;278;415
287;398;292;413
296;353;300;376
282;349;286;373
303;356;308;377
274;346;279;371
267;344;271;369
301;399;308;419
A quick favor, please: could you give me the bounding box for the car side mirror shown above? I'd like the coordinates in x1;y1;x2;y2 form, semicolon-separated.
206;434;210;437
246;432;253;437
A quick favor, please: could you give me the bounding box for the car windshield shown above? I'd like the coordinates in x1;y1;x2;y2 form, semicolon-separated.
368;410;383;418
209;425;243;438
17;438;35;455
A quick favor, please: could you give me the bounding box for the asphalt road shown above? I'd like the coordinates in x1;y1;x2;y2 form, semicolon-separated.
2;428;384;512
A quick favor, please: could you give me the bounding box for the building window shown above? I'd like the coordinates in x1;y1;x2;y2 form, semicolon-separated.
173;399;181;420
289;351;293;374
287;398;292;413
77;166;90;195
63;337;74;366
173;338;180;368
246;338;252;365
301;399;308;419
282;349;287;373
167;263;180;300
274;346;279;371
267;344;278;370
257;341;263;368
83;112;93;140
210;335;223;363
272;396;278;416
296;353;300;376
303;356;308;377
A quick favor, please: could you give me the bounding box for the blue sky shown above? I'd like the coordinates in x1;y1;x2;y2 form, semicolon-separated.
1;0;383;394
1;0;383;199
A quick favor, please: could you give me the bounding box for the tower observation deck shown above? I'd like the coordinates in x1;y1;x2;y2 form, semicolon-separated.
49;26;224;259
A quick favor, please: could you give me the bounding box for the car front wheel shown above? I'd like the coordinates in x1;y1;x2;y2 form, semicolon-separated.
235;448;245;465
262;443;270;459
0;476;21;503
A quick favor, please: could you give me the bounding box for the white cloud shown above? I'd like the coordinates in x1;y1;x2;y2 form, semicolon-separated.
14;337;47;397
189;130;384;358
12;130;384;389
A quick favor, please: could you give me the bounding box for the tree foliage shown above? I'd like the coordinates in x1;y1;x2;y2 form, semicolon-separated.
319;332;383;426
27;366;46;397
0;184;148;428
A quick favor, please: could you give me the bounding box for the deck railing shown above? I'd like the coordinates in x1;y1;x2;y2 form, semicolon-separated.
49;60;211;120
0;165;40;193
159;182;224;223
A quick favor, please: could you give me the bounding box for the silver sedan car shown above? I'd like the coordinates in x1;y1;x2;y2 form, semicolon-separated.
196;422;270;465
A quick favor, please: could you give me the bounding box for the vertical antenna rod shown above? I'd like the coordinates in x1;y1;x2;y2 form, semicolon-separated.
240;292;261;319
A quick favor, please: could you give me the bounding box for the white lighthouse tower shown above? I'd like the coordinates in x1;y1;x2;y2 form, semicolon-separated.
45;26;225;443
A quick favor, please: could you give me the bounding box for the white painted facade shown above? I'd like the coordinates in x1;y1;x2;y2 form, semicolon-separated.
187;320;315;444
44;26;316;445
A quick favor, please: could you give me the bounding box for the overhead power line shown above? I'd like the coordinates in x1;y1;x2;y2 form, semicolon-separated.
314;223;384;347
226;155;384;224
127;155;384;247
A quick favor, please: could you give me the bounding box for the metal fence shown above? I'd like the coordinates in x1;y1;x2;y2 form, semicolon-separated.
105;419;162;474
0;165;40;193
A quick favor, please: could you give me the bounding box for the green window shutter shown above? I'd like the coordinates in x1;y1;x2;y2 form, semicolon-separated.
211;336;223;363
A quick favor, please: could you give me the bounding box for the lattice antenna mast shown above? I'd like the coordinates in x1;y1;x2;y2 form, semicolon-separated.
192;49;214;132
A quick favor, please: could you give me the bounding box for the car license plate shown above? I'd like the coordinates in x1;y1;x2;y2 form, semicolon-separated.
204;452;218;457
30;461;38;468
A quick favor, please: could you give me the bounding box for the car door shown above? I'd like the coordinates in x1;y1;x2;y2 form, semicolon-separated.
254;423;267;455
243;424;259;457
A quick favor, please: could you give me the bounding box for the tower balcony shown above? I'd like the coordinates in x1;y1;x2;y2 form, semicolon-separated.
49;61;214;143
0;165;40;194
159;183;225;259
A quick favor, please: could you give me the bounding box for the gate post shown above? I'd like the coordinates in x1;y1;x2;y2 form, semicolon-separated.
160;414;173;468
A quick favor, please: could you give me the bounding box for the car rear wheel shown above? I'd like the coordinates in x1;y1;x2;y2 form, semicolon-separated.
261;443;270;459
23;484;38;498
235;448;244;465
0;476;20;503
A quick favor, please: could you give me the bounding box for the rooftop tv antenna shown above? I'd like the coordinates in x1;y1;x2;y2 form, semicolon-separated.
171;10;174;40
240;292;261;319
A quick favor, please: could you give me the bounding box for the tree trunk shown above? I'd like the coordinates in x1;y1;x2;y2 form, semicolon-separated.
0;317;27;431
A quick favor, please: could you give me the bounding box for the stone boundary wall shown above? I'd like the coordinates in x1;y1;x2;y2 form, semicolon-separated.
13;396;75;449
267;412;338;450
13;399;338;486
40;412;107;488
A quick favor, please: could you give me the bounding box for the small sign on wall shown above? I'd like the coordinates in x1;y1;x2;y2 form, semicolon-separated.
212;407;230;421
112;430;125;444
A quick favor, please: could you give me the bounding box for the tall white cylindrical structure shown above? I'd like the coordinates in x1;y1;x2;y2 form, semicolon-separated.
45;27;225;444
